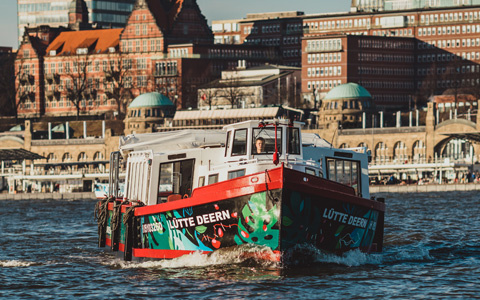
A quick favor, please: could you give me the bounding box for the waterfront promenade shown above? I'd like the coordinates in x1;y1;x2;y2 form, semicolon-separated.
2;183;479;199
0;192;96;200
371;183;480;193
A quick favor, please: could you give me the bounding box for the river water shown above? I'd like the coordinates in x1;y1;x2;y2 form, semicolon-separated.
0;191;479;299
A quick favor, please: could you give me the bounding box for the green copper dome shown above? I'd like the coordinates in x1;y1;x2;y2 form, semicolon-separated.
129;92;174;108
324;83;372;100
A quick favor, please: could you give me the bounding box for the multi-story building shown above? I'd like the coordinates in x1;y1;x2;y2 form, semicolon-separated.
351;0;478;12
301;4;480;109
212;2;480;110
15;0;280;118
212;19;243;45
303;34;416;109
198;64;301;110
17;0;135;44
213;11;304;67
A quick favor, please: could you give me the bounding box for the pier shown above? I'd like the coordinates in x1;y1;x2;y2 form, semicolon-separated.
371;183;480;193
0;192;96;201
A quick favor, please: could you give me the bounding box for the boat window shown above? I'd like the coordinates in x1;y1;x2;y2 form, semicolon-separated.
157;159;195;203
287;128;300;154
232;129;247;156
225;131;231;157
327;158;360;196
228;169;245;180
252;128;282;155
305;168;316;176
198;176;205;187
208;174;219;185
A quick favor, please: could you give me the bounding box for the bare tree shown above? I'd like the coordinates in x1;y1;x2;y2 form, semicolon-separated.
0;53;19;117
217;75;246;108
65;54;94;119
10;55;34;118
198;83;220;109
104;54;134;117
440;57;471;106
152;76;179;100
416;60;440;108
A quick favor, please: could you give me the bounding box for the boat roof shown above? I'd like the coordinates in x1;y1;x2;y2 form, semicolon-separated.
119;130;226;153
302;133;332;148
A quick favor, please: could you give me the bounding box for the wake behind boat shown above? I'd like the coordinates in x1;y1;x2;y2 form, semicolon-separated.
95;119;385;264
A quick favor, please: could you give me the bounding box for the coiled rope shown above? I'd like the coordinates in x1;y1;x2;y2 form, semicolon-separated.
94;196;115;228
111;199;130;232
123;201;145;225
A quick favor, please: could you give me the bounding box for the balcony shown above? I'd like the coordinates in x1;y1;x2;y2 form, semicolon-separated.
154;71;178;77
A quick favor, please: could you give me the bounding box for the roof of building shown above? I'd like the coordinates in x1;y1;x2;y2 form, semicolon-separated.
129;92;174;108
0;148;44;161
246;64;301;71
173;106;302;120
9;125;25;132
46;28;123;56
324;83;372;100
51;123;74;133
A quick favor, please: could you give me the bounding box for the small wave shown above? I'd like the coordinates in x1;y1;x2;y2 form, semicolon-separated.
102;245;279;269
314;249;383;267
0;260;39;267
284;244;382;267
383;246;433;263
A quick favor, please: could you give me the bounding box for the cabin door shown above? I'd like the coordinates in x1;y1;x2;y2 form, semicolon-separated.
158;159;195;203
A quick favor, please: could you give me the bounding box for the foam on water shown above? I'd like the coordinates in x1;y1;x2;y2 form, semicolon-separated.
385;246;433;262
99;244;394;270
102;244;280;270
0;260;38;267
313;249;382;266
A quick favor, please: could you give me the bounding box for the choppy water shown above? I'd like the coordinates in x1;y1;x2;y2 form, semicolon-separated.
0;192;479;299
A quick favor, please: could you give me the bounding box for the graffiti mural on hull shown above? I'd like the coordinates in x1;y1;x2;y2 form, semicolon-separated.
140;191;282;252
281;190;379;252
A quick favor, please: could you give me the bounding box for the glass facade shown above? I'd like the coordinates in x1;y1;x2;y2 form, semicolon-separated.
17;0;135;44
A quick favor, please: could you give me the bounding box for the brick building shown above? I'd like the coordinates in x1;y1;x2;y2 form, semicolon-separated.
303;34;416;109
213;4;480;110
212;11;304;67
15;0;279;118
301;5;480;109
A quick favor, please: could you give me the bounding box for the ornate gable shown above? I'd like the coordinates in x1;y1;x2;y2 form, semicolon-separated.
121;0;166;53
166;0;213;44
121;0;212;53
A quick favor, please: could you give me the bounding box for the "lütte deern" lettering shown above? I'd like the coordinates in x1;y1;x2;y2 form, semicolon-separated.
322;208;369;229
167;210;231;230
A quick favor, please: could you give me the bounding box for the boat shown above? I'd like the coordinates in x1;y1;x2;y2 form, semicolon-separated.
94;181;124;200
95;119;385;264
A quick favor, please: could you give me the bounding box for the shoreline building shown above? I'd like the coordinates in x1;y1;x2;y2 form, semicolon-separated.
212;11;304;67
301;4;480;109
212;2;480;110
302;34;416;110
17;0;135;44
15;0;280;118
197;64;301;110
351;0;479;12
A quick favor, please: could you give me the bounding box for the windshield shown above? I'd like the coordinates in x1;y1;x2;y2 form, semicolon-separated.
252;128;282;155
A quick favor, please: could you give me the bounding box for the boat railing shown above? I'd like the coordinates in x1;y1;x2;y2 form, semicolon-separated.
211;158;259;171
343;146;369;154
211;157;322;172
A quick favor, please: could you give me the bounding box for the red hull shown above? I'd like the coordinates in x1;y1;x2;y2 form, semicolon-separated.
100;165;385;262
